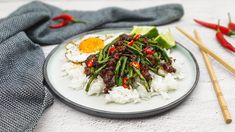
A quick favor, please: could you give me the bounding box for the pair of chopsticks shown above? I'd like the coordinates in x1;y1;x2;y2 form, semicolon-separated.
176;27;233;124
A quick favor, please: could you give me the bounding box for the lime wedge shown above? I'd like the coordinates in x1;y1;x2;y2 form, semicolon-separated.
154;31;176;49
130;26;159;38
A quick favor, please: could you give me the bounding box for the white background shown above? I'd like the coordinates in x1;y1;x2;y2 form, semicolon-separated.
0;0;235;132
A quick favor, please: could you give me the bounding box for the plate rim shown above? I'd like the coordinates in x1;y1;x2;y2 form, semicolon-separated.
43;28;200;119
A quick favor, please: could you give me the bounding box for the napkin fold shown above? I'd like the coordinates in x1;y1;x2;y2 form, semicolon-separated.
0;1;184;131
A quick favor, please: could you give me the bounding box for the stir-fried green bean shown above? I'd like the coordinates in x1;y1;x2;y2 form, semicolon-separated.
126;44;143;56
85;64;107;92
141;57;152;65
120;57;127;77
98;49;103;62
85;76;96;92
135;41;145;46
149;44;170;62
118;57;128;85
133;67;150;92
127;67;133;78
98;56;110;64
149;66;165;77
115;57;123;84
132;43;142;51
161;49;170;62
102;39;118;58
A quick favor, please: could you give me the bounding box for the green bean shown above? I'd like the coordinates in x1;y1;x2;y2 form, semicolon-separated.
127;67;133;78
150;44;170;62
102;39;118;58
148;40;158;44
120;57;127;77
132;43;142;51
133;67;150;92
98;49;103;62
139;56;152;66
90;67;95;74
126;62;130;73
94;64;107;75
149;43;163;50
149;66;165;77
133;73;138;78
118;77;123;86
154;52;158;58
125;44;143;56
124;43;153;66
135;41;145;46
118;57;127;85
98;56;110;64
115;57;123;84
85;64;107;92
148;79;152;87
135;41;144;50
161;50;170;62
85;76;96;92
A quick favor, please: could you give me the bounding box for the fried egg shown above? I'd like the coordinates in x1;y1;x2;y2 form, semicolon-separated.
65;34;116;63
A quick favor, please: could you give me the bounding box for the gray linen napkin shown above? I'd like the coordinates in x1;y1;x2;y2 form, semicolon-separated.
0;1;184;131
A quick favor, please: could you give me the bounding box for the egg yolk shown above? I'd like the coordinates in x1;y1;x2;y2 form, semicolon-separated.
79;38;104;53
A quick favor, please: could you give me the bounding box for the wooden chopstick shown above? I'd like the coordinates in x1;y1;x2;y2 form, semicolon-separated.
194;30;232;124
176;27;235;75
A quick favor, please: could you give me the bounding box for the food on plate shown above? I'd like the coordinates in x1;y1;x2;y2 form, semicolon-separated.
62;26;184;104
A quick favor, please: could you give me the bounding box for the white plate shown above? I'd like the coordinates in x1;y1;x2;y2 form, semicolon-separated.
44;28;199;118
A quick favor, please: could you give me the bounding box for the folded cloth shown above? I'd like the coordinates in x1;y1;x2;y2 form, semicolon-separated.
0;1;184;131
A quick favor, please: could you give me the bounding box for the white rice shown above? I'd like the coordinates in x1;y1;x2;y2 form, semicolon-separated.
87;76;105;96
105;86;140;104
61;62;88;90
151;73;178;99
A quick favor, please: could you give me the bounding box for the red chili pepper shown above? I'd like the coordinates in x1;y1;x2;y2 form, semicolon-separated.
194;19;235;36
109;46;116;53
49;13;86;29
228;13;235;31
130;62;140;69
52;14;75;21
123;77;128;84
144;47;154;55
216;20;235;52
133;34;141;40
128;40;134;46
122;77;129;88
86;59;94;68
48;20;70;29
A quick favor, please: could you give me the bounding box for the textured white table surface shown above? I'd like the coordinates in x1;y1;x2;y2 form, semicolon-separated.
1;0;235;132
